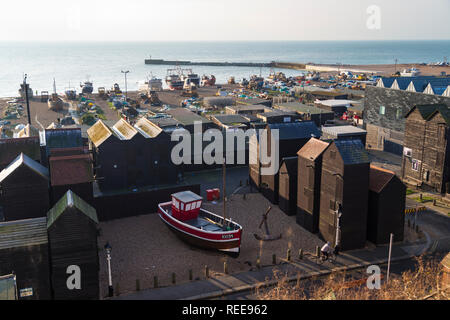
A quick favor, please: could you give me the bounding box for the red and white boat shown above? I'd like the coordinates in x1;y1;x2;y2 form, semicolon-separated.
158;191;243;254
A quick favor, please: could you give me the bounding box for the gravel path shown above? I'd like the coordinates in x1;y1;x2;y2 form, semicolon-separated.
97;192;324;298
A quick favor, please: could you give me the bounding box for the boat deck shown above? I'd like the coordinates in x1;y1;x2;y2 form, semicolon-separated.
166;207;224;232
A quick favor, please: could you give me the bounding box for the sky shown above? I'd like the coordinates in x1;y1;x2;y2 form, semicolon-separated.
1;0;449;41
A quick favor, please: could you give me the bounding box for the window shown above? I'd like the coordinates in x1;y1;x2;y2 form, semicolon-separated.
379;106;386;115
173;199;179;209
186;203;192;211
403;147;412;158
180;203;184;210
395;108;402;120
412;159;420;171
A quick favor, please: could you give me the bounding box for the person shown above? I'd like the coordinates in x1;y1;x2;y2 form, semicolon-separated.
321;242;333;261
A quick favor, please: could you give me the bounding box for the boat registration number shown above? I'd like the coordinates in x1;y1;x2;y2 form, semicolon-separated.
222;234;234;239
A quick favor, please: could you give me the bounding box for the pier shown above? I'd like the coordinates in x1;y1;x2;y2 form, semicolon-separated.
144;58;274;68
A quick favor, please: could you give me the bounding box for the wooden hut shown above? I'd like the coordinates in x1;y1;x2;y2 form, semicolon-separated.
44;128;83;164
47;190;99;300
297;138;330;233
278;157;298;216
0;153;50;222
368;165;405;245
49;150;94;206
260;122;321;204
319;139;370;251
402;104;450;193
0;137;41;171
0;217;51;300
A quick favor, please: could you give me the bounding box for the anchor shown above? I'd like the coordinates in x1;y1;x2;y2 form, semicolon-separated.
254;206;282;241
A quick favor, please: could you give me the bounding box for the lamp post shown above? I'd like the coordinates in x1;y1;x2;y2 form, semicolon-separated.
121;70;130;101
104;242;113;297
23;74;31;125
332;173;343;248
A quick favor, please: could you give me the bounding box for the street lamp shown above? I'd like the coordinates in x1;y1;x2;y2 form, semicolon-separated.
121;70;130;101
332;173;343;249
104;242;113;297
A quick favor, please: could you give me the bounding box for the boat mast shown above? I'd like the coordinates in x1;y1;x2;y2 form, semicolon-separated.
223;157;227;229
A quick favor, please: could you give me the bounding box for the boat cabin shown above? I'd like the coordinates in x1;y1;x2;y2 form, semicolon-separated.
171;191;203;221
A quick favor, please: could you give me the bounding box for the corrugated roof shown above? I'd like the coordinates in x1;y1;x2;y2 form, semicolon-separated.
297;138;330;160
112;118;138;140
0;153;49;183
334;139;370;165
49;154;93;186
369;165;395;193
45;128;82;150
47;190;98;228
268;121;321;140
0;137;41;166
134;117;163;138
321;125;367;136
0;217;48;250
87;120;114;147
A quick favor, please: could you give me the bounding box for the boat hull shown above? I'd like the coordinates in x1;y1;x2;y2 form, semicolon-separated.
158;202;242;253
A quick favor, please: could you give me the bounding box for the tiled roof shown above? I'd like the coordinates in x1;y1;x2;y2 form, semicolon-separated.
134;117;163;138
0;217;48;250
369;165;395;193
47;190;98;228
297;138;330;160
334;139;370;165
268;121;321;140
49;153;93;186
0;153;49;183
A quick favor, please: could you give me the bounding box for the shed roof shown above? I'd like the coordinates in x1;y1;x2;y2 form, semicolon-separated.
268;121;321;140
45;128;82;150
172;190;203;203
297;138;330;160
405;104;450;125
87;120;114;147
316;99;356;107
0;217;48;250
167;108;212;126
49;154;93;186
134;117;163;138
212;114;250;125
369;165;396;193
321;125;367;137
280;156;298;175
148;117;182;128
47;190;98;228
0;153;49;183
112;118;139;140
276;102;333;115
333;139;370;165
226;104;267;111
0;136;41;167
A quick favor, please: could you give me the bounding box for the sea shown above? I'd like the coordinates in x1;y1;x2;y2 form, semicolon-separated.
1;40;449;97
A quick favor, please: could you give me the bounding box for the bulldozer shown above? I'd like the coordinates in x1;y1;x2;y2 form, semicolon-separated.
182;81;198;98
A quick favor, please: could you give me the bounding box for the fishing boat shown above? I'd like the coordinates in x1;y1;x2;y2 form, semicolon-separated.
165;68;184;90
48;78;64;111
80;80;94;94
200;74;216;86
158;191;243;253
18;83;33;100
400;67;420;77
180;69;200;86
138;74;163;93
65;83;77;100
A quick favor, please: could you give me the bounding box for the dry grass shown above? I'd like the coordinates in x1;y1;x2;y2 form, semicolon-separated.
257;256;450;300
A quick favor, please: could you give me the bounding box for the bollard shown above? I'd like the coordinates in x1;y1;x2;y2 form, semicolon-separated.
316;246;320;258
287;249;291;262
298;249;303;260
136;279;140;291
154;276;158;288
272;254;277;265
172;273;176;285
115;283;120;296
224;262;228;274
189;269;193;281
205;265;209;278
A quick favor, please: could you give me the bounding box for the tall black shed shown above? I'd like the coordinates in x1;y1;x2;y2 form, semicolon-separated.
319;139;370;251
0;153;50;222
368;165;406;245
0;217;51;300
297;138;330;233
47;190;99;300
278;156;298;216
